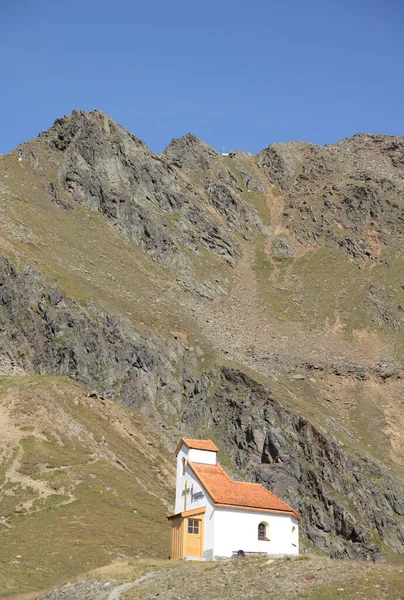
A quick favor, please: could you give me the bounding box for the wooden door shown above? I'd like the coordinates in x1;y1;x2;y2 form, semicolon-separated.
169;515;184;560
184;517;203;558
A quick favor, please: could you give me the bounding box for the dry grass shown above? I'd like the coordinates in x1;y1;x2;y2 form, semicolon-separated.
0;376;175;597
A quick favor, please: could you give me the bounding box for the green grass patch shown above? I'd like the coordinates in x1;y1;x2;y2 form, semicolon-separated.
0;376;174;597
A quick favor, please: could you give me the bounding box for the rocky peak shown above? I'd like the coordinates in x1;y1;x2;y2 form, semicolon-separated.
42;110;134;155
32;110;265;298
164;133;263;239
46;109;149;152
163;133;219;171
255;141;315;191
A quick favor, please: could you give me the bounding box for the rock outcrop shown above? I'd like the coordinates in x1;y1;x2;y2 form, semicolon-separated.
0;256;188;420
256;135;404;259
42;111;264;298
181;368;404;560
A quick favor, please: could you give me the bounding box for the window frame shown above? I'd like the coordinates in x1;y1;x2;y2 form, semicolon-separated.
187;518;200;535
258;521;269;541
292;525;298;547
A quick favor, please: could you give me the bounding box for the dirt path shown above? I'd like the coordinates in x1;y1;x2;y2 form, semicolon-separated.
107;572;158;600
0;395;55;516
4;444;54;511
107;581;136;600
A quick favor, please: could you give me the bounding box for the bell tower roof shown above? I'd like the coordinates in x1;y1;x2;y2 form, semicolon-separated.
175;438;219;456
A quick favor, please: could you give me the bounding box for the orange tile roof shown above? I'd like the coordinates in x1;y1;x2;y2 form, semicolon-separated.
188;461;301;520
175;438;219;455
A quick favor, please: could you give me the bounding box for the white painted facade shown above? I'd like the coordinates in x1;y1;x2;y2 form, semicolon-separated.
175;444;216;512
214;508;299;557
175;444;216;559
174;441;300;560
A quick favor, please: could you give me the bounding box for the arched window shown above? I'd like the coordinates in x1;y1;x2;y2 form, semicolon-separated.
182;457;186;476
258;522;269;540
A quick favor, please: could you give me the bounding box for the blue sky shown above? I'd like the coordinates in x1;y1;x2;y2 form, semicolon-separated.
1;0;403;154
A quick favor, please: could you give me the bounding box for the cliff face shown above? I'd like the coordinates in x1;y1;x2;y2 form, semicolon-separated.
182;368;404;561
44;111;263;298
0;256;188;420
1;110;404;580
255;135;404;260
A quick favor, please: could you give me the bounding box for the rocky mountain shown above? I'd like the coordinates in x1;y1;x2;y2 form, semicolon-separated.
0;110;403;595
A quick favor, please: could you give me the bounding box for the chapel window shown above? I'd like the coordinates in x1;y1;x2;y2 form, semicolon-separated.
188;519;200;534
258;522;268;540
182;457;186;475
292;525;297;547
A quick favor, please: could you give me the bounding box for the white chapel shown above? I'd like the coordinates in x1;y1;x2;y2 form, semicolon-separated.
168;438;301;560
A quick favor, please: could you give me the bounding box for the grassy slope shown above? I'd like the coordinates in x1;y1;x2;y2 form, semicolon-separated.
0;376;175;597
254;240;404;361
251;237;404;475
30;555;404;600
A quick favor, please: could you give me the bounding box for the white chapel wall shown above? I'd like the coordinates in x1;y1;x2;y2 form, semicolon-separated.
176;445;216;512
291;517;299;552
188;448;216;465
175;445;215;558
175;444;217;513
175;444;190;514
213;508;299;558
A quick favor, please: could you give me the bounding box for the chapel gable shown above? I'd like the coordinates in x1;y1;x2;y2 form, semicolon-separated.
176;437;219;466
